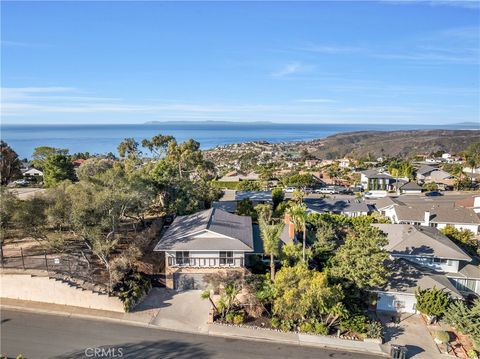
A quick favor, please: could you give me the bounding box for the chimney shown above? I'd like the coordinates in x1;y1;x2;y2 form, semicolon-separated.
424;211;431;226
284;213;296;241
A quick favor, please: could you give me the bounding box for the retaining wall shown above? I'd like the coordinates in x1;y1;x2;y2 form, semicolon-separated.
0;273;124;312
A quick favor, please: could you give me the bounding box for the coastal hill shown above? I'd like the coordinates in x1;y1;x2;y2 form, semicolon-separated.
301;129;480;159
204;129;480;168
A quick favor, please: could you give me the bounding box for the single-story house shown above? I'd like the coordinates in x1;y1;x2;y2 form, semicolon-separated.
416;165;453;182
217;171;260;182
399;182;422;195
154;208;254;290
212;190;273;213
22;168;43;177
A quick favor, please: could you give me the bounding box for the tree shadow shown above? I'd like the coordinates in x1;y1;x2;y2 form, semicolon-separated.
404;344;425;358
51;340;213;359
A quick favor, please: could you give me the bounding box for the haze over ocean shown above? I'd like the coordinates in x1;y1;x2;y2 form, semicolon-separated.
2;122;476;159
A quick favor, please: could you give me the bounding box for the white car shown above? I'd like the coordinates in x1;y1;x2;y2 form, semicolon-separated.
283;187;297;193
316;187;336;194
364;191;387;199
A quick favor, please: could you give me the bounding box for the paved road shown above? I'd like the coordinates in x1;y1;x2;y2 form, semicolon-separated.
0;309;381;359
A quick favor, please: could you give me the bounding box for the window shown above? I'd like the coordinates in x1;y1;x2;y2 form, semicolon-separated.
219;251;234;265
433;258;447;264
452;278;478;293
176;251;190;265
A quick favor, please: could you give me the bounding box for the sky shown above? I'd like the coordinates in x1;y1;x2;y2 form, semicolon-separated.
1;0;479;125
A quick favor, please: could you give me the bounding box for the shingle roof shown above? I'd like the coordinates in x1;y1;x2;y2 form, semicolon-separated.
393;203;480;225
154;208;254;251
417;165;438;176
379;258;463;298
304;198;371;214
361;169;394;179
212;201;237;213
373;197;405;210
373;223;471;261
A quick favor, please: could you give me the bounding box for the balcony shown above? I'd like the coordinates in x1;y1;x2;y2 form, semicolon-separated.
167;256;244;268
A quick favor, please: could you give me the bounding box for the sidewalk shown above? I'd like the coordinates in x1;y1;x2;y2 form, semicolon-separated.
0;297;389;357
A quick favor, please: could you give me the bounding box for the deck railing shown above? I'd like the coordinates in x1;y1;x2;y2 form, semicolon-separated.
167;256;244;268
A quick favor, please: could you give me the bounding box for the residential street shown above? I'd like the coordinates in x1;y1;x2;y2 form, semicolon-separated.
0;309;382;359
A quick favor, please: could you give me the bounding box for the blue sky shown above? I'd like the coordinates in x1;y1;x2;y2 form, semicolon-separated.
1;1;479;125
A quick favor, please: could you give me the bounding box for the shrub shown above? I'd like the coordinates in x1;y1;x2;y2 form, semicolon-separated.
271;316;281;329
225;311;236;324
340;315;368;334
415;287;450;318
467;349;478;359
435;330;450;344
299;322;315;333
116;272;152;312
365;321;383;339
444;299;480;350
279;320;294;332
233;313;245;325
313;322;329;335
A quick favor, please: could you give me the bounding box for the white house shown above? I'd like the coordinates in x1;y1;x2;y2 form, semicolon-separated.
23;168;43;177
154;208;254;290
360;169;406;192
373;224;478;314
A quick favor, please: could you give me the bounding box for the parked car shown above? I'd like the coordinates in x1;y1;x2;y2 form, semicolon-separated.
364;191;388;199
425;191;443;197
12;179;28;187
316;186;337;194
283;187;296;193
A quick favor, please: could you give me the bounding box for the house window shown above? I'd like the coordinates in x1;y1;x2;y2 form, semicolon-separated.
176;251;190;265
453;278;477;292
219;251;234;265
433;258;447;264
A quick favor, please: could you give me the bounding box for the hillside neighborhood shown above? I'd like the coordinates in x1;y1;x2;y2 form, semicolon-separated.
1;135;480;359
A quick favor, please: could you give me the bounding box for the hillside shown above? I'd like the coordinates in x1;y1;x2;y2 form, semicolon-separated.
204;129;480;170
301;130;480;159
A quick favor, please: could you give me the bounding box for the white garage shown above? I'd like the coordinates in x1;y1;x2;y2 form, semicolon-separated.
376;292;417;314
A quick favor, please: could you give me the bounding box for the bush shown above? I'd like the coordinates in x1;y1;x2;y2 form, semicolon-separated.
116;272;152;312
225;311;236;324
415;287;450;318
435;330;450;344
271;316;281;329
340;315;368;334
444;299;480;350
233;313;245;325
314;322;329;335
365;321;383;339
467;349;478;359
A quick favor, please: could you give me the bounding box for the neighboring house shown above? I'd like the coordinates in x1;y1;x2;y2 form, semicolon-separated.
304;198;371;217
374;199;480;234
456;195;480;214
416;165;453;183
22;168;43;177
154;208;254;290
360;169;406;191
338;158;351;169
399;182;422;195
463;166;480;175
218;171;260;182
373;224;478;313
212;190;273;213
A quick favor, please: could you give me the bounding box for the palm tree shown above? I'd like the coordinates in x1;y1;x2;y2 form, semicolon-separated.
259;220;284;280
286;203;308;262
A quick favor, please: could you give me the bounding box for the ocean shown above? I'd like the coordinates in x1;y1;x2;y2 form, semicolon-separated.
0;122;473;159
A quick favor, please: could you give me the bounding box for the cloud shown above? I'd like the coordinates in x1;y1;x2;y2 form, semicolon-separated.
271;62;312;77
294;98;337;104
298;43;361;54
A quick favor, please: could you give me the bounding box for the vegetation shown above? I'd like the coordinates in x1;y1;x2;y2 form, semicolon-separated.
0;141;22;185
441;226;478;256
259;219;284;280
43;154;76;187
444;299;480;350
116;272;152;312
415;287;451;318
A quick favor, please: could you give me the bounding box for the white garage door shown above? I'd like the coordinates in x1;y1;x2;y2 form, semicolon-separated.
377;293;417;313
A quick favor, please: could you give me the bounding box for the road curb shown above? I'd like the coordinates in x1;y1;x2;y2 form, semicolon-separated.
1;303;389;357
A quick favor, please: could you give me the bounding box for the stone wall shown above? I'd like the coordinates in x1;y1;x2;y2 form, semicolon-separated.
0;273;124;312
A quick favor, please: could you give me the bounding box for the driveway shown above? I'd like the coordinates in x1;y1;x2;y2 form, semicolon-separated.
136;288;210;333
379;313;442;359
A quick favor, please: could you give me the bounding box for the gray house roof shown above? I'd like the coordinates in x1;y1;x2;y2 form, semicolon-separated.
361;169;395;179
304;198;371;214
416;165;438;176
373;197;405;210
154;208;254;252
378;259;463;298
235;191;273;203
373;224;471;261
393;204;480;225
212;200;237;213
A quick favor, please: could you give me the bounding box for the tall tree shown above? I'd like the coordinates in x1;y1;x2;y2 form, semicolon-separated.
286;203;307;262
329;225;389;289
32;146;69;169
0;141;22;185
259;220;284;280
43;154;76;187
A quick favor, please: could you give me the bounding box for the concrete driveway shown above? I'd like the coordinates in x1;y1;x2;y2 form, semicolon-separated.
136;288;210;333
379;313;442;359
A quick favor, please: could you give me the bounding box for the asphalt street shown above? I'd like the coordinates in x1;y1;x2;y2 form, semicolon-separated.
0;308;383;359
